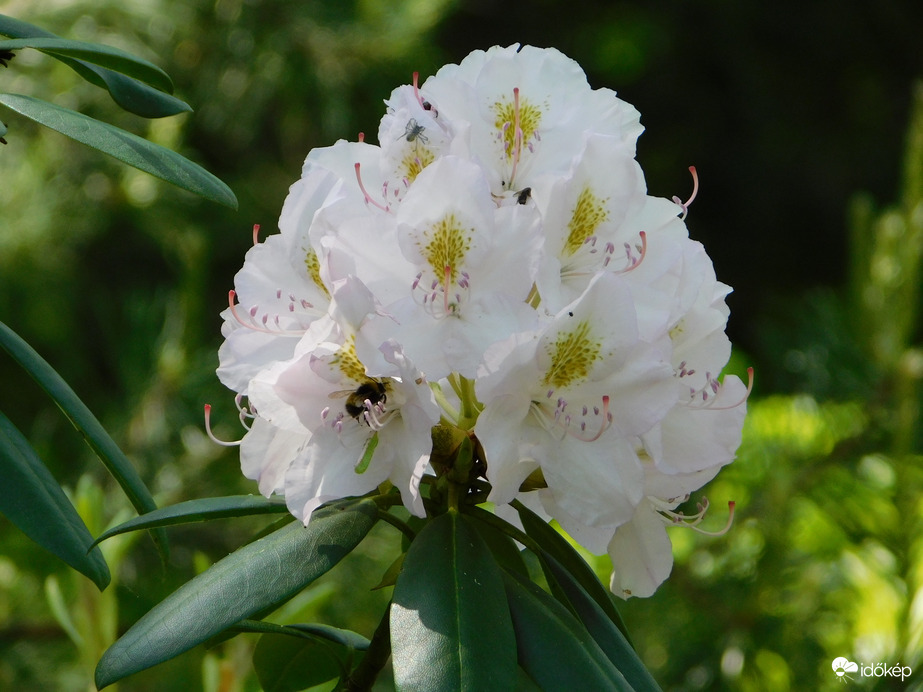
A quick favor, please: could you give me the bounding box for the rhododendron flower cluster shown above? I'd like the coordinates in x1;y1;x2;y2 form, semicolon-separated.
215;44;749;598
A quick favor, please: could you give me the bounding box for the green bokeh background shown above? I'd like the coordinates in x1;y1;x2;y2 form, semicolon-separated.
2;1;923;690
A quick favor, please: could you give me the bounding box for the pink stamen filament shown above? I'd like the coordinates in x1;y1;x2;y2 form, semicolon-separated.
234;393;255;428
576;395;610;442
663;499;735;537
362;399;390;430
252;224;261;246
672;166;699;218
227;290;306;336
544;394;612;442
412;71;424;109
204;404;242;447
443;265;452;314
411;268;470;319
618;231;648;274
354;162;390;212
358;132;365;143
695;367;754;410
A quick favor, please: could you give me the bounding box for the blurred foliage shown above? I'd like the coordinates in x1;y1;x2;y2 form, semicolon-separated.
2;0;923;690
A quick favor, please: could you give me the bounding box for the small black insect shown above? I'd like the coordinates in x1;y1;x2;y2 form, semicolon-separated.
516;187;532;204
402;118;428;144
341;380;388;420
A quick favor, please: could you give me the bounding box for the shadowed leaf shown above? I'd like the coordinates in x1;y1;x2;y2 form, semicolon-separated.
0;95;237;208
94;499;378;689
0;411;110;590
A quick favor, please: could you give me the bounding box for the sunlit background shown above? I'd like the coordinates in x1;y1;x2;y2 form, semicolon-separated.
2;1;923;690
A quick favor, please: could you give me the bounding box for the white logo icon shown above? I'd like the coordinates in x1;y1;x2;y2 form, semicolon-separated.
832;657;859;683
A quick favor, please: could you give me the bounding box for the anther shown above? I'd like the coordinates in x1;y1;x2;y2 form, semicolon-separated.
618;232;648;274
227;290;307;336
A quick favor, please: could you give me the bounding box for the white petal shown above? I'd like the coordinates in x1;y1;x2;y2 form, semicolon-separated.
239;417;307;497
653;374;748;475
608;502;673;599
284;425;389;524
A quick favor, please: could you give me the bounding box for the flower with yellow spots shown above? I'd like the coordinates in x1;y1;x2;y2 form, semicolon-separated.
215;44;748;601
421;44;644;194
243;277;440;524
356;155;543;379
474;271;677;529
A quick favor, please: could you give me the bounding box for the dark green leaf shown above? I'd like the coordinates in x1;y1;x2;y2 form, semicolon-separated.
543;553;662;691
80;68;190;118
91;495;289;547
0;411;110;590
0;94;237;208
247;622;370;692
94;499;378;689
253;633;344;692
390;510;517;692
502;570;634;692
516;667;544;691
286;623;371;651
399;513;427;552
0;38;172;93
467;510;529;578
0;320;167;558
230;619;370;651
371;552;405;590
516;500;631;640
0;14;187;117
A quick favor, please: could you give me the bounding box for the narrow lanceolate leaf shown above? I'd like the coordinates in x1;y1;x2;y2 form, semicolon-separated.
0;320;167;558
515;500;631;640
0;95;237;208
543;553;662;691
94;499;378;689
0;14;187;117
391;510;517;692
0;38;173;93
0;411;110;590
502;570;634;692
91;495;290;547
286;623;371;650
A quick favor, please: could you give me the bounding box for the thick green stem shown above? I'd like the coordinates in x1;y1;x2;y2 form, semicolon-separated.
344;602;392;692
375;508;418;542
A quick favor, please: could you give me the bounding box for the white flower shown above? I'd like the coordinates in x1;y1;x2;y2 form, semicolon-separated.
355;155;543;379
215;44;748;599
421;44;643;194
608;461;739;599
475;271;677;531
242;277;440;523
533;132;648;312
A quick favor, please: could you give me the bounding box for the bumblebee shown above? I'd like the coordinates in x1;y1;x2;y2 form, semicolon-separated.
335;380;389;420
